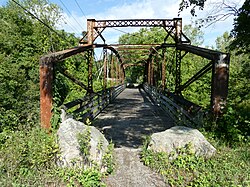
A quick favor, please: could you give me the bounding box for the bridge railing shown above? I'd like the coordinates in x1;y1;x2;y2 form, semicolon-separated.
61;84;126;122
143;83;203;127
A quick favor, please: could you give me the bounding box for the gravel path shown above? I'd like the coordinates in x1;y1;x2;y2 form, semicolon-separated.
103;147;167;187
93;87;174;187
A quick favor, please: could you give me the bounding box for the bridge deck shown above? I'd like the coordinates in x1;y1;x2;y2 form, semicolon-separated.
93;87;174;148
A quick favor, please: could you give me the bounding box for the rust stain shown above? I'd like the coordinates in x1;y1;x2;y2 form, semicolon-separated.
40;60;53;129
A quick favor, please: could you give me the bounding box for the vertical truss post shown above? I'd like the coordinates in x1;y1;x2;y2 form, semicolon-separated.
148;61;151;85
87;19;95;44
116;59;119;85
175;49;181;94
122;66;126;83
162;48;166;90
119;64;122;84
121;66;125;83
87;49;94;93
39;58;53;129
211;54;230;117
103;48;107;89
151;57;154;86
107;54;110;85
174;18;182;43
174;18;182;94
144;62;148;83
110;52;115;87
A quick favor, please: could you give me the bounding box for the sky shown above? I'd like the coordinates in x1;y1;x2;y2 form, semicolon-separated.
0;0;245;48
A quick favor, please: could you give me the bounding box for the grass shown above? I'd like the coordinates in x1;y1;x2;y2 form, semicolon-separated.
0;121;248;186
0;126;114;187
141;136;250;187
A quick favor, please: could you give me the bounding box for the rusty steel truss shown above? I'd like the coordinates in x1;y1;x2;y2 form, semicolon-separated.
80;18;190;44
40;18;230;129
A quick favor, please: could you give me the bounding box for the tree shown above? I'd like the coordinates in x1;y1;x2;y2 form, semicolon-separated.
119;28;168;84
215;31;231;52
179;0;206;16
230;0;250;53
0;0;78;131
179;0;250;54
183;24;204;45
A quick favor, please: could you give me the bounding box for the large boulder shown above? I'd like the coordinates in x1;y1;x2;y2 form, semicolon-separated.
148;126;216;158
57;118;109;167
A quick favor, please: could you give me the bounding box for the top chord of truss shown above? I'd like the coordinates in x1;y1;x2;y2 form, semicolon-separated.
88;18;181;28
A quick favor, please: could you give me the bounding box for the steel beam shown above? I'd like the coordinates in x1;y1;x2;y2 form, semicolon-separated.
116;59;119;85
103;46;125;85
94;19;177;28
40;45;92;64
175;49;181;94
147;62;151;85
110;44;162;47
176;44;228;61
39;44;104;129
104;46;123;66
87;49;94;93
175;18;182;43
87;19;95;45
211;55;230;117
162;48;166;90
86;18;187;44
118;64;122;83
176;43;230;116
39;44;107;64
111;53;115;86
178;61;213;92
151;57;154;86
103;48;107;89
58;67;92;93
39;59;53;129
123;63;144;69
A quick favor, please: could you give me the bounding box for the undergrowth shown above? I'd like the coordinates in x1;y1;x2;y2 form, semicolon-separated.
0;125;115;187
141;136;250;186
0;127;61;186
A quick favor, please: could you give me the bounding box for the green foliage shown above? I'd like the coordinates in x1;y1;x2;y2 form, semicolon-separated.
57;167;106;187
204;31;250;144
178;0;206;16
0;127;60;186
77;126;92;164
231;0;250;53
179;0;249;55
60;137;115;187
183;24;204;45
209;103;250;145
0;0;78;131
77;120;115;174
142;140;250;186
119;27;172;84
0;0;110;186
0;123;112;186
102;142;115;174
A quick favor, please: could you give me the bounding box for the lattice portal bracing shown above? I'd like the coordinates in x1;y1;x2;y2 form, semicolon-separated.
82;18;190;44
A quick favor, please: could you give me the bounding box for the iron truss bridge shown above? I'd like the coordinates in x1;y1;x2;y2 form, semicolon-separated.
39;18;229;129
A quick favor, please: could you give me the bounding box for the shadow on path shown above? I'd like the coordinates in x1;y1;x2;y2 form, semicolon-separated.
93;87;174;148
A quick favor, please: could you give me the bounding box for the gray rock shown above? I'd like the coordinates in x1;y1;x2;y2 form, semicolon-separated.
148;126;216;158
57;118;109;167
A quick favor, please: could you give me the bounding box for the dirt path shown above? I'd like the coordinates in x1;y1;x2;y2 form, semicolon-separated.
103;147;167;187
93;87;174;186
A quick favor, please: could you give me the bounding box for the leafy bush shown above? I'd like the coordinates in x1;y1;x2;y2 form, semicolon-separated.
57;168;106;187
0;128;60;186
141;138;250;186
77;126;92;165
102;142;115;174
0;124;115;186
